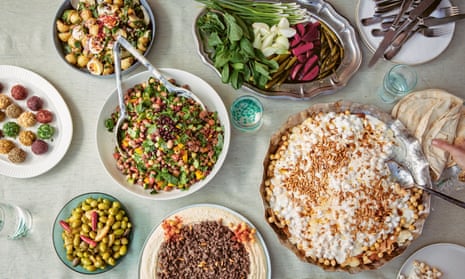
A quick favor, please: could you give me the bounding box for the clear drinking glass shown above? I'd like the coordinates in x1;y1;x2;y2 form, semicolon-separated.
378;64;417;103
0;202;32;239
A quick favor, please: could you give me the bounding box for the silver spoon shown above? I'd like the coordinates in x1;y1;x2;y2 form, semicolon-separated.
115;36;205;111
112;42;127;155
70;0;79;9
112;36;206;155
387;161;465;209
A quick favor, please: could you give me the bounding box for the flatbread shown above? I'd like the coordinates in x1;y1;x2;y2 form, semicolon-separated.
392;89;464;180
454;107;465;147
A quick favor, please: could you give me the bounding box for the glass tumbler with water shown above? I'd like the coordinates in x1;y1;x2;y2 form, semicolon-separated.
378;64;417;103
0;202;32;239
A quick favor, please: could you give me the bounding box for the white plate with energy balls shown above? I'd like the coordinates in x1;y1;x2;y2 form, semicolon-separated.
397;243;465;279
0;65;73;178
138;204;271;279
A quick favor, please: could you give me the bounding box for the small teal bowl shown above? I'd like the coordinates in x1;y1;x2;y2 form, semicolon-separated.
52;192;133;274
230;95;264;132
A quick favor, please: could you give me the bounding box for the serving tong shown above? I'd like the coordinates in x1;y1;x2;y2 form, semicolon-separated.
112;36;206;155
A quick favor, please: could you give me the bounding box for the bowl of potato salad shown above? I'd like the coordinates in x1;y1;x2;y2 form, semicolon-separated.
53;0;155;77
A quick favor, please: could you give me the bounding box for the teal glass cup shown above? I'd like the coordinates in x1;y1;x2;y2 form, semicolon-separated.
378;64;417;103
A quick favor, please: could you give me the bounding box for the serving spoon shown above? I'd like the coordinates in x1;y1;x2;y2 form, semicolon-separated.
70;0;79;9
112;41;127;155
112;35;206;155
387;160;465;209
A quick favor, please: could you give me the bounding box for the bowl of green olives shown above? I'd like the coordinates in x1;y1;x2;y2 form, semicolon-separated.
52;192;133;274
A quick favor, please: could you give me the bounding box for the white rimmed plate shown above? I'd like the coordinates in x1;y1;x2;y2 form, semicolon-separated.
138;203;271;279
96;68;230;200
397;243;465;278
0;65;73;178
356;0;455;65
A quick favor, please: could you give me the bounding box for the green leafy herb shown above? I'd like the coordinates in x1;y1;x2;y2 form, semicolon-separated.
197;10;278;89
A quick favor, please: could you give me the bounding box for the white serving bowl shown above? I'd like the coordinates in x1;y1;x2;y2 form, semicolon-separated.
96;68;230;200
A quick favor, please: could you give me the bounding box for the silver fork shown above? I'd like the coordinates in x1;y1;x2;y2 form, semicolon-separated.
445;5;460;16
420;26;451;37
375;5;460;31
384;26;450;60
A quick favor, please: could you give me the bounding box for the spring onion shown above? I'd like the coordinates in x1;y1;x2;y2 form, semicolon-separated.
196;0;311;26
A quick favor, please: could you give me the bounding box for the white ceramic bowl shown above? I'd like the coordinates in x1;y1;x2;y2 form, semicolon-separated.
96;68;230;200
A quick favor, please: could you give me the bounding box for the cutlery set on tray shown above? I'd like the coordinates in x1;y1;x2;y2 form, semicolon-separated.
362;0;463;66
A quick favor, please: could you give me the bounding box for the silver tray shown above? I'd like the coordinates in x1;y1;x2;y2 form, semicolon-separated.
260;101;431;273
193;0;362;100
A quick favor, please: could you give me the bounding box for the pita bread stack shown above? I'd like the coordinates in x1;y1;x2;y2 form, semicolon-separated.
392;89;465;181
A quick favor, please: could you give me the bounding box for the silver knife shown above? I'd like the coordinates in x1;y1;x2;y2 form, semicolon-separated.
368;0;439;67
421;13;465;27
384;0;448;61
381;13;465;29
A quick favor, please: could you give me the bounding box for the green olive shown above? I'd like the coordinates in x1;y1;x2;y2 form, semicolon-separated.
81;258;92;266
94;259;104;268
107;257;116;266
81;223;91;233
60;197;131;271
121;237;129;245
112;221;121;230
119;245;127;256
85;264;97;272
98;242;107;253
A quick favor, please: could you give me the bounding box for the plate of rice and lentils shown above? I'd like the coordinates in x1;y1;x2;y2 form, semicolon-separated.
96;68;230;200
138;204;271;279
0;65;73;178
